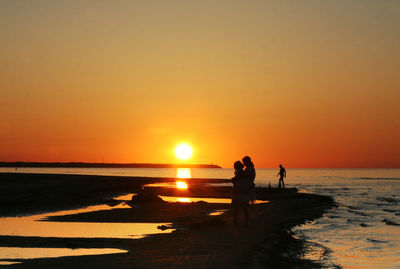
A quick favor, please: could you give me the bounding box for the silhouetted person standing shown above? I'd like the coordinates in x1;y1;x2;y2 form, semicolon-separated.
242;156;256;203
277;164;286;188
231;161;251;226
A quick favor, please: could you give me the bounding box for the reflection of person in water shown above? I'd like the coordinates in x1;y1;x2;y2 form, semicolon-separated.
231;161;251;227
277;164;286;188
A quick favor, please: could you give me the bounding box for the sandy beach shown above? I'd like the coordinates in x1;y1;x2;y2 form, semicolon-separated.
0;173;335;268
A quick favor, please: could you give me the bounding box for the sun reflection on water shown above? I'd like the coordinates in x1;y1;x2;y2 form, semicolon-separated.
176;181;188;189
177;197;191;203
176;168;191;179
176;168;190;189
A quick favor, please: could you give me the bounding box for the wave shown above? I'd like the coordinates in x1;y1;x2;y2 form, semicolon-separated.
382;219;400;226
353;177;400;180
383;209;398;213
367;238;389;243
376;197;399;204
347;209;369;216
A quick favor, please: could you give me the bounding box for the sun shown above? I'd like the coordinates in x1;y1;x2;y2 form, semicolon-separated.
175;143;193;160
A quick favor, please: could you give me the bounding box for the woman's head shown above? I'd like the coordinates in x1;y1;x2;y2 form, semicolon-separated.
234;161;244;171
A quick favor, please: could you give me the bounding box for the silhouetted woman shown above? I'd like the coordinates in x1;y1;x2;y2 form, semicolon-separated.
231;161;251;226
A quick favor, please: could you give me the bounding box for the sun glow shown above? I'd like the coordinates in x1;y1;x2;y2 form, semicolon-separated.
175;143;193;160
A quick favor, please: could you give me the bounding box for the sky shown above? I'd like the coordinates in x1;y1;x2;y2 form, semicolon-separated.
1;0;399;168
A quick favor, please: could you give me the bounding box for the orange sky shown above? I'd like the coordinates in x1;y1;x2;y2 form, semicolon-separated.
1;1;399;168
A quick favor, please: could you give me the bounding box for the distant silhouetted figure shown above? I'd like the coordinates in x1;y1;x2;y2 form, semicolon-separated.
277;164;286;188
242;156;256;203
231;161;252;227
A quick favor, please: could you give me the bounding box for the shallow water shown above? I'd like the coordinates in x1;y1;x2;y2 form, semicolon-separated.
208;209;229;216
287;171;400;268
1;168;399;268
0;195;173;239
0;193;173;265
116;193;268;204
0;247;127;265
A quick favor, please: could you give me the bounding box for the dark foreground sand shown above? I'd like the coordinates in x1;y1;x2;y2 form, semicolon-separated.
0;173;336;268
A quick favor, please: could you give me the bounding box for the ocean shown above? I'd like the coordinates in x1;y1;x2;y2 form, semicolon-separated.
1;167;399;268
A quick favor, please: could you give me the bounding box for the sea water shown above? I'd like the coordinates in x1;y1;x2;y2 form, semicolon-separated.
1;167;399;268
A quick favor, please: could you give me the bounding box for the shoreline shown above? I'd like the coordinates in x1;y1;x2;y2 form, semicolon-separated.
0;173;336;268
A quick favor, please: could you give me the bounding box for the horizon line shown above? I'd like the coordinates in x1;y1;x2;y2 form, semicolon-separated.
0;161;221;169
0;161;399;169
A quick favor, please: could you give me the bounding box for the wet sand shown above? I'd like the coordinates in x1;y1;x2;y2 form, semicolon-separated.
0;173;335;268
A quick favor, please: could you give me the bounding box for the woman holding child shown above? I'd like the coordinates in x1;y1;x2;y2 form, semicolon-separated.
231;156;255;227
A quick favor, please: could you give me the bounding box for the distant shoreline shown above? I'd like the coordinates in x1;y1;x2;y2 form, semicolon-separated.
0;162;221;169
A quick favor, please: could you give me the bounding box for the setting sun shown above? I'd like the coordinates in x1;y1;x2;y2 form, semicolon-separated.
175;143;193;160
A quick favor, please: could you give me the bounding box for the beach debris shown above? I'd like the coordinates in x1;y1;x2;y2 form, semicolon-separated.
126;193;165;208
305;220;317;225
157;224;173;231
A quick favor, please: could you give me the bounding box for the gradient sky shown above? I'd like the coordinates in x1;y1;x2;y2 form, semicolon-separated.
1;0;399;168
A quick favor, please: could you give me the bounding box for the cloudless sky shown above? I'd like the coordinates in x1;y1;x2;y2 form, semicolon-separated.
1;0;399;167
